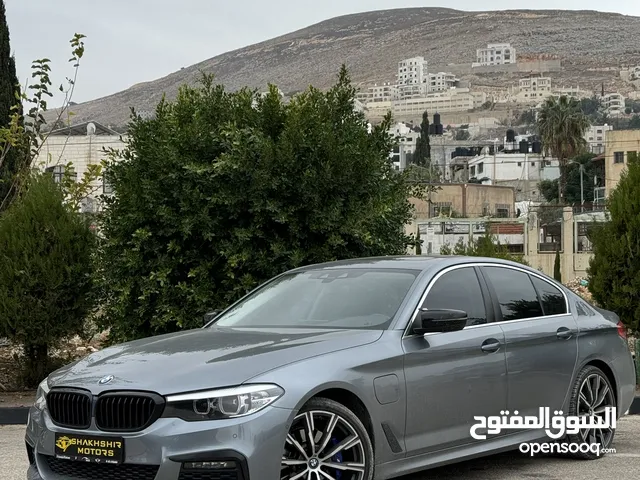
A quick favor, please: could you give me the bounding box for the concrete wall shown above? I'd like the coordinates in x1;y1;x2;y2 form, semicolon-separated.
442;59;563;76
410;184;516;219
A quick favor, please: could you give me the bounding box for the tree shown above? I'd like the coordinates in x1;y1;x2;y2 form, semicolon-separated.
455;129;470;141
0;173;96;386
538;96;590;203
96;68;425;343
413;110;431;168
553;248;562;282
0;0;22;212
587;159;640;334
538;153;597;204
440;230;528;265
415;228;422;255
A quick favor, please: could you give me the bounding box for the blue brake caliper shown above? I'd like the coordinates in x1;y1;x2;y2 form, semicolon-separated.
331;437;343;479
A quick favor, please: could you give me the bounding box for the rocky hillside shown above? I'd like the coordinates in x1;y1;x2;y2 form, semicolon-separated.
48;8;640;128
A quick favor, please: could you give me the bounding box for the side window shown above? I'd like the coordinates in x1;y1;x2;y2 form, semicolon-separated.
422;268;487;326
482;267;543;321
530;276;567;316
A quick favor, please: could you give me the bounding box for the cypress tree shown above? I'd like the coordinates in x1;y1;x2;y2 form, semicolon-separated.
0;0;22;211
413;110;431;168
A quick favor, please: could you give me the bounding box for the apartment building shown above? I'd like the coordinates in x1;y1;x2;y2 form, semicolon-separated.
584;125;613;155
396;56;429;99
474;43;516;67
428;72;459;92
599;93;626;115
514;76;552;103
392;88;486;117
356;83;396;103
604;129;640;198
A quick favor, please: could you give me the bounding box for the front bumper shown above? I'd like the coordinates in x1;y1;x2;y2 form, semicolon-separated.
25;403;293;480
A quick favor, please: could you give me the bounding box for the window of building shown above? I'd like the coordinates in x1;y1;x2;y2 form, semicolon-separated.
614;152;624;164
478;162;484;174
482;267;543;321
470;166;476;176
431;202;452;217
530;276;567;316
45;164;76;184
422;268;487;327
495;204;510;218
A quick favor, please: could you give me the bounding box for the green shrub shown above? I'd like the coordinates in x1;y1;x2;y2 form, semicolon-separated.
0;173;95;386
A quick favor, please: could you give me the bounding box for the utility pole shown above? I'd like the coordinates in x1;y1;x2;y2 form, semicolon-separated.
579;163;584;212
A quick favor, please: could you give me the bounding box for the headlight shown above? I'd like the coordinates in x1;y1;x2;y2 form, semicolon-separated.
34;378;50;410
163;384;284;421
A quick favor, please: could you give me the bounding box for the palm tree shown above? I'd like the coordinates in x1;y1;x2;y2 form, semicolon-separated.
537;96;590;203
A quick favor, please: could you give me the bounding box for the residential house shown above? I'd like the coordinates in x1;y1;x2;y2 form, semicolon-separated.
473;43;516;67
584;124;612;155
35;121;126;213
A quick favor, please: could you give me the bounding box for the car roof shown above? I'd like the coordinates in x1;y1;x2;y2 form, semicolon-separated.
288;255;535;274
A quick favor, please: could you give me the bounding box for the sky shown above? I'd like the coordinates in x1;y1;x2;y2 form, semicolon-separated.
5;0;640;106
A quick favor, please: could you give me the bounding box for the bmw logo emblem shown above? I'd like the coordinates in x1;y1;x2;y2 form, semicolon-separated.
98;375;115;385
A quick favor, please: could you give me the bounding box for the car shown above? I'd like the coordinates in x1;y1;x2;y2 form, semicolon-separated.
26;255;636;480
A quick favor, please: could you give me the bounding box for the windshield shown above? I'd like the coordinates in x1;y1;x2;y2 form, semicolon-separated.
213;268;420;330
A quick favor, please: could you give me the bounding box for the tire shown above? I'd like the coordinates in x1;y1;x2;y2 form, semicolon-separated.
563;365;617;460
280;397;374;480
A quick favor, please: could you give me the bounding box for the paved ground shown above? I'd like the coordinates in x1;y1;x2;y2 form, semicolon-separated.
3;416;640;480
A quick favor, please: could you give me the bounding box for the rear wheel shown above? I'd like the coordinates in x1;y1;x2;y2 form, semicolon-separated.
280;397;374;480
564;365;616;460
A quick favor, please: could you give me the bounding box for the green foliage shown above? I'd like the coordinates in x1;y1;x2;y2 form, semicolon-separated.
0;0;22;212
516;109;536;126
0;174;96;386
455;129;470;141
629;115;640;129
553;248;562;282
538;153;597;204
538;96;590;203
96;68;422;343
439;230;528;265
587;159;640;334
413;110;431;168
0;33;86;212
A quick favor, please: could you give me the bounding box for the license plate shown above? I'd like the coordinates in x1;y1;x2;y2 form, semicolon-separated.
54;433;124;464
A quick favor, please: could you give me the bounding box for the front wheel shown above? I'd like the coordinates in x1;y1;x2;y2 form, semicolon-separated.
564;365;617;460
280;397;374;480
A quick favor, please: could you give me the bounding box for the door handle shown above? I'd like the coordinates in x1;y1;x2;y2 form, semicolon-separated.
481;338;501;353
557;327;573;340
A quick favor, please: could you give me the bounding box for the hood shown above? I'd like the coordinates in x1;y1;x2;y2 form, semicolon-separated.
48;326;382;395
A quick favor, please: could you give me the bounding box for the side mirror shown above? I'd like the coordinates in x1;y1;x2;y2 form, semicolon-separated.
413;309;468;335
203;310;221;326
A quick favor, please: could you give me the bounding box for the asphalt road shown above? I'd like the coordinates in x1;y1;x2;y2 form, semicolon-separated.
3;416;640;480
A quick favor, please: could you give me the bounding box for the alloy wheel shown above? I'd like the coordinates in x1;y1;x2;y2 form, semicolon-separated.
281;409;367;480
577;372;615;447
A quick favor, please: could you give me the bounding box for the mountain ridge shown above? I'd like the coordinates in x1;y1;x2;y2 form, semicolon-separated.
46;8;640;128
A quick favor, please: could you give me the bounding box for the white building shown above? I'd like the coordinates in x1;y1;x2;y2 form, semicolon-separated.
396;57;429;99
427;72;459;92
584;125;612;155
392;88;487;117
515;76;552;103
474;43;516;67
35;122;126;213
356;83;396;104
387;122;420;170
599;93;625;115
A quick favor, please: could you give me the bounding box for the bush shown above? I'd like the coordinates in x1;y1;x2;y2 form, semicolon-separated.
96;68;421;343
0;173;96;386
587;159;640;334
440;230;528;265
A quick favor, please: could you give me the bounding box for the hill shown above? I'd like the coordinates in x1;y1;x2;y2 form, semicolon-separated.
46;8;640;128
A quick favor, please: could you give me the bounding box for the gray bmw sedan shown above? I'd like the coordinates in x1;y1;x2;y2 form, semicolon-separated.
26;256;636;480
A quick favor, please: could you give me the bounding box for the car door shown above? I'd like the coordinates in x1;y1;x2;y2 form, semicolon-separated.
402;265;508;456
479;265;578;421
